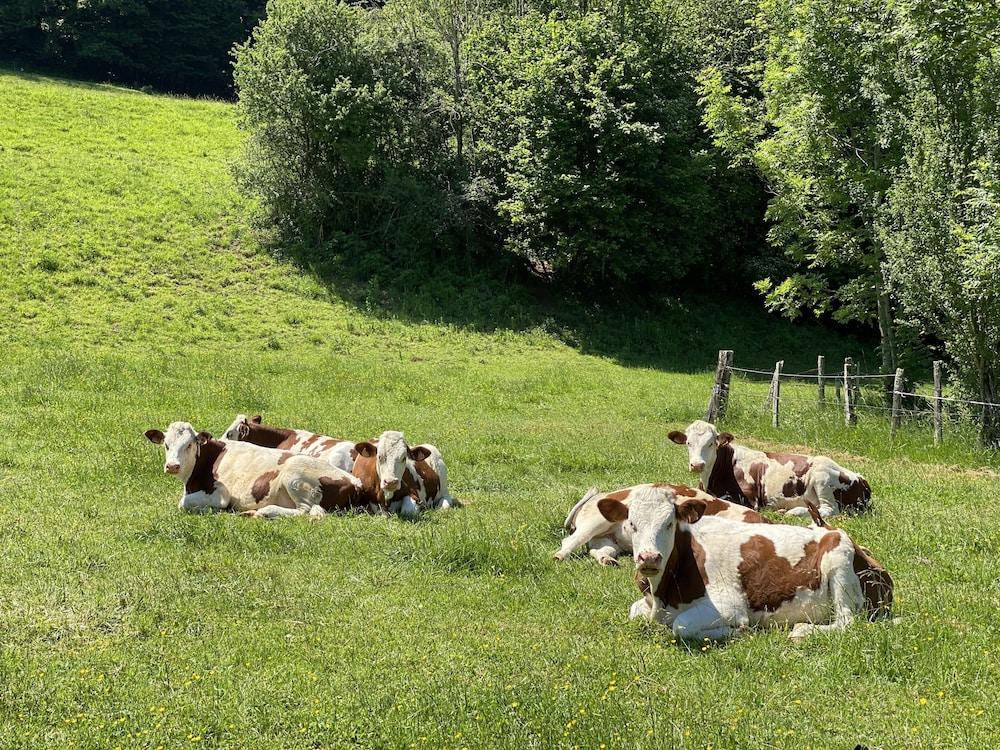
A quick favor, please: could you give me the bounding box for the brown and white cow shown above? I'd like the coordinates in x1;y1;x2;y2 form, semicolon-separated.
599;486;892;640
145;422;364;518
668;420;871;518
223;414;355;472
553;483;770;565
351;430;456;518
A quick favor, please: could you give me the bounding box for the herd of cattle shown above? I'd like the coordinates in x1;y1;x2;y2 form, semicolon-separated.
145;415;893;642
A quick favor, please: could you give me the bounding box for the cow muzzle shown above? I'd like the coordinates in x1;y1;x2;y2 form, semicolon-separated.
165;463;181;475
635;551;663;576
381;479;400;493
689;461;705;473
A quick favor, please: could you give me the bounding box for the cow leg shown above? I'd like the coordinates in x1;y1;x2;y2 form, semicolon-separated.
253;504;307;520
553;515;615;562
395;495;419;518
789;558;861;639
783;506;812;518
587;536;621;566
671;600;737;641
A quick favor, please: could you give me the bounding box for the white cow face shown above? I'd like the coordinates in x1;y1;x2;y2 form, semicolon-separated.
223;414;261;441
145;421;209;477
598;488;706;578
370;431;431;495
668;420;732;475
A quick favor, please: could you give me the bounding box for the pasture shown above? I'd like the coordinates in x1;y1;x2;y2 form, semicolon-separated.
1;71;998;749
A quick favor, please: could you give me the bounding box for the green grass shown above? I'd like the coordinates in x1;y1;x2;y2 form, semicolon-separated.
1;70;998;750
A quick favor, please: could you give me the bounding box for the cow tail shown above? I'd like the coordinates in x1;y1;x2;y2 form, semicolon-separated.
564;487;600;531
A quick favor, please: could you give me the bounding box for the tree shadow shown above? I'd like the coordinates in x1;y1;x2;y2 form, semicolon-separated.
282;241;875;375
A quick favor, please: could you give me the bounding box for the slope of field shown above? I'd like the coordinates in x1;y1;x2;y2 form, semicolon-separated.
0;71;997;750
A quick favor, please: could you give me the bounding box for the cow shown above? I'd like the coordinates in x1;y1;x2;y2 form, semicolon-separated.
668;420;871;518
598;485;893;640
222;414;355;472
351;430;456;518
553;483;770;566
145;422;364;519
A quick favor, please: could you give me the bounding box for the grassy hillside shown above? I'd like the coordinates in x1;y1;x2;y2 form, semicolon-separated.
1;71;998;750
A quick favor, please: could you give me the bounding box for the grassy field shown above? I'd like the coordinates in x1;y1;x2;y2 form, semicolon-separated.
1;70;998;750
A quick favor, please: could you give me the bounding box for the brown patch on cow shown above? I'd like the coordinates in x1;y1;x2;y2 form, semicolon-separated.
297;433;322;452
781;477;807;497
251;470;279;502
604;489;632;502
705;444;754;508
696;495;771;524
408;459;440;502
651;528;709;608
738;532;842;612
852;544;893;618
318;476;361;511
655;482;698;498
597;497;629;523
185;440;227;496
241;422;296;449
766;452;811;477
834;473;872;511
317;438;344;452
277;451;294;465
351;454;380;506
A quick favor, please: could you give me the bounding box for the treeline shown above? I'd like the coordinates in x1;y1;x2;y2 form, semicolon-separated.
234;0;1000;440
0;0;267;95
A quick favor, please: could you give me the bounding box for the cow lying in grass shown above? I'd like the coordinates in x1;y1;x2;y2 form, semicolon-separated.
352;430;456;518
145;422;363;518
553;483;769;565
601;486;892;640
668;420;871;517
223;414;355;472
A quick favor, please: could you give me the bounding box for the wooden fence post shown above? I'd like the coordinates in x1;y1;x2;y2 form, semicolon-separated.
705;349;734;423
817;355;825;405
770;360;783;428
890;367;905;437
843;357;856;426
933;360;943;446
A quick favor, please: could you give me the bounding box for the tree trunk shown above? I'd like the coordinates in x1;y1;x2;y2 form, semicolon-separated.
876;277;897;399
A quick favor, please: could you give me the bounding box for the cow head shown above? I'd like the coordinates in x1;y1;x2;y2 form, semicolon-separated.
597;487;706;578
145;422;210;478
223;414;262;441
668;420;733;477
354;431;431;496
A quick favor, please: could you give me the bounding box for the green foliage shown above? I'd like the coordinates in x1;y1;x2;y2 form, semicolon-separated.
232;0;461;251
0;0;266;95
468;8;717;286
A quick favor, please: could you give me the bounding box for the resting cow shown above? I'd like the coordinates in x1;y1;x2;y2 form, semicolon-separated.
554;483;769;565
351;430;456;518
222;414;355;472
600;486;892;640
145;422;363;518
668;420;871;517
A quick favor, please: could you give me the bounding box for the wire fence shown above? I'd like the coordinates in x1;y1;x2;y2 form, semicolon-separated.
704;350;1000;445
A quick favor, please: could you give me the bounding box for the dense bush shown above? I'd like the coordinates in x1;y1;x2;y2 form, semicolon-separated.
233;0;462;251
0;0;265;95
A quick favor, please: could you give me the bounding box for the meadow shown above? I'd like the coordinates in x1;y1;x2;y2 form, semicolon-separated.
1;71;998;749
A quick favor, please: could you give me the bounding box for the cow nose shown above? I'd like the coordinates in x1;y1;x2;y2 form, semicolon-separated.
690;461;705;472
165;463;180;474
637;552;662;566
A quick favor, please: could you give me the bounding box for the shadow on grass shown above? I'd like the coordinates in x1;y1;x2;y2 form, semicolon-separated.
280;241;876;375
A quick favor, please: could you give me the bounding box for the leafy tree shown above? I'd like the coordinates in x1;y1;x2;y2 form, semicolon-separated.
883;0;1000;440
467;7;726;288
700;0;904;374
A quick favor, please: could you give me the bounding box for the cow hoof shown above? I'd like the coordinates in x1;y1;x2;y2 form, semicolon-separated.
552;551;567;562
239;510;258;518
598;556;619;567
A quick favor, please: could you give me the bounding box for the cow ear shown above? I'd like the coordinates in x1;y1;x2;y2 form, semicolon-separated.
144;429;165;444
354;441;377;458
237;423;250;440
196;431;213;445
596;497;629;523
408;446;431;461
676;498;707;524
667;430;687;445
717;432;734;447
251;415;262;424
